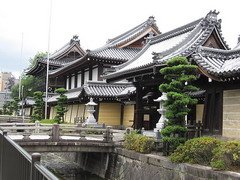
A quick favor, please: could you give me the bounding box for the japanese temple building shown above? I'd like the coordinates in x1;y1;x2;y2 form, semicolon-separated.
46;16;160;127
105;10;240;138
27;11;240;138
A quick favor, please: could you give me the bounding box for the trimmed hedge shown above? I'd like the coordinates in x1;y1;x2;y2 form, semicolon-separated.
124;131;154;153
170;137;220;165
170;137;240;171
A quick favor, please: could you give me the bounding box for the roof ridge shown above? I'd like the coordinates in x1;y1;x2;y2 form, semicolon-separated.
107;16;158;45
149;18;202;44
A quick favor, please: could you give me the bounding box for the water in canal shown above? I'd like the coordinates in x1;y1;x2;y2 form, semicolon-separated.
56;169;104;180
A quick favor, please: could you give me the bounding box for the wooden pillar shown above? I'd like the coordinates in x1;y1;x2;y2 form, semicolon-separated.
120;103;124;127
89;66;92;81
74;72;78;88
81;71;84;86
68;76;71;89
98;63;103;81
134;83;143;130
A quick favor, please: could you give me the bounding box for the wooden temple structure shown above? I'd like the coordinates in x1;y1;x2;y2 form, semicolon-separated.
46;16;160;126
27;11;240;138
27;35;86;91
105;10;240;138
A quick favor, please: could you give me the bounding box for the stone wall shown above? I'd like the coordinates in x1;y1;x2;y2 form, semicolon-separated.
223;89;240;138
109;149;240;180
76;149;240;180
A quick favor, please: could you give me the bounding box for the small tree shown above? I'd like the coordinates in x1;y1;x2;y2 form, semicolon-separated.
159;56;199;152
32;91;44;121
11;97;19;115
54;88;68;123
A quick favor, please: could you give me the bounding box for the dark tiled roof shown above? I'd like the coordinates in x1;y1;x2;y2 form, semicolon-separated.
49;17;160;77
189;90;206;98
48;87;83;103
27;36;86;75
106;16;160;48
48;81;135;103
49;56;87;77
89;47;141;62
82;81;133;97
105;10;230;81
39;38;85;66
192;46;240;80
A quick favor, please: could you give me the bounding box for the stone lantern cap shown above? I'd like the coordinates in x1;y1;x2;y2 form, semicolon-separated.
85;97;97;106
154;93;167;102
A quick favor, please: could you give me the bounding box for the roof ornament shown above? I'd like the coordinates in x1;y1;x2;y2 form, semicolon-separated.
238;35;240;44
206;10;219;22
70;35;79;44
147;16;156;26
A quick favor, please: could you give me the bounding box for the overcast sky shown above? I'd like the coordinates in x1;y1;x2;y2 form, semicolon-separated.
0;0;239;78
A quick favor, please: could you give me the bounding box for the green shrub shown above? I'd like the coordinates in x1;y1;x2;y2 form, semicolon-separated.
170;137;220;165
124;131;154;153
40;119;58;124
211;141;240;170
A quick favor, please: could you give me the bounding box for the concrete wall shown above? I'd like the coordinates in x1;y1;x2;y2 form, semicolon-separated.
98;103;121;126
223;89;240;138
123;104;134;128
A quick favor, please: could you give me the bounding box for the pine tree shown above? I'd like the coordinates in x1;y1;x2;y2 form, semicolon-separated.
54;88;68;124
32;91;44;121
159;56;199;151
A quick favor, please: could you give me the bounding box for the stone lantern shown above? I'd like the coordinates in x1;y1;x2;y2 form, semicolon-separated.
154;92;168;132
84;98;97;125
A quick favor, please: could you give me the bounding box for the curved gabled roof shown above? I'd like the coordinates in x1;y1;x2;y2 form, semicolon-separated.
192;45;240;81
106;16;160;48
27;36;86;75
105;10;230;81
49;17;160;77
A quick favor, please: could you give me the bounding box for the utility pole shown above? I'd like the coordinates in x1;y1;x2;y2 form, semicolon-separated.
45;0;53;119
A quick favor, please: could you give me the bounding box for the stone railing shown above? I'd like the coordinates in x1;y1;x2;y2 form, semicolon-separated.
0;122;114;143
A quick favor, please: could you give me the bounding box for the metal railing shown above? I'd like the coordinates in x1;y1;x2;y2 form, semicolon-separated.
0;130;59;180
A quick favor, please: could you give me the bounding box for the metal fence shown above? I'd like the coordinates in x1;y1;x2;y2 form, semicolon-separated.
0;130;59;180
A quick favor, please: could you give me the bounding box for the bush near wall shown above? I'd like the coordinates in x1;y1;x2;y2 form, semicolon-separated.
211;141;240;170
124;131;154;153
170;137;240;171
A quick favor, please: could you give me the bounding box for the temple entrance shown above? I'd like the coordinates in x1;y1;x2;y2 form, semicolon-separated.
202;89;223;135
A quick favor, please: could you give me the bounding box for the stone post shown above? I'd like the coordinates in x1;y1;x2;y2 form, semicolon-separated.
103;126;113;142
154;92;168;132
31;153;41;180
52;124;60;141
35;120;40;133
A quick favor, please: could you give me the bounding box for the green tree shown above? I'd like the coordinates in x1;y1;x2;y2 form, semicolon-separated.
54;88;68;123
29;52;47;68
3;101;12;115
11;97;19;115
11;75;44;99
159;56;199;151
32;91;44;121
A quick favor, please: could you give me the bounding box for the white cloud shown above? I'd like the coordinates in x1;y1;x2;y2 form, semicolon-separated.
0;0;240;75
